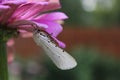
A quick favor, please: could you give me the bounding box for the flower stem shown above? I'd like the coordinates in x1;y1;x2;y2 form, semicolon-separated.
0;42;8;80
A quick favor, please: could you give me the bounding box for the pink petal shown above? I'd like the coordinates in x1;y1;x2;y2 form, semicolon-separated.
34;20;63;37
27;0;60;5
0;5;9;10
1;0;26;4
27;0;49;2
12;2;48;20
52;37;66;48
35;12;68;21
19;30;33;38
11;3;34;20
12;0;61;20
0;5;10;20
39;0;61;12
19;2;48;20
45;21;63;37
1;1;25;24
9;20;48;32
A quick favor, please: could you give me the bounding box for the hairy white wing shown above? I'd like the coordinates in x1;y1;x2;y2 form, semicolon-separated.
33;31;77;70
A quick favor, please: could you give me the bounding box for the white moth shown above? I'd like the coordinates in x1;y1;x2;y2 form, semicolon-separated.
33;30;77;70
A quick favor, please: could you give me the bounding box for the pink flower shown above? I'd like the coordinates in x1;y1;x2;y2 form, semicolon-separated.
0;0;68;63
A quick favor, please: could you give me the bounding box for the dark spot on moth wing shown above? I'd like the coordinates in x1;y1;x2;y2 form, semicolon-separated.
58;55;60;58
55;44;57;47
48;41;50;43
39;32;43;35
39;32;48;37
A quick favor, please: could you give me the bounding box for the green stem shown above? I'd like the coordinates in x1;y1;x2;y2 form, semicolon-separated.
0;42;8;80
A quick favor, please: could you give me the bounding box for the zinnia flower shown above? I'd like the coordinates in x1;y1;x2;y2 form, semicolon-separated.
0;0;77;70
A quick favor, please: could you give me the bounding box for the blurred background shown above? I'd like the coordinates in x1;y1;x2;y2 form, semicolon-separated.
9;0;120;80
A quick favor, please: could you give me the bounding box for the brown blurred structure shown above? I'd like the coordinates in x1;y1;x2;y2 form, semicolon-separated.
14;27;120;57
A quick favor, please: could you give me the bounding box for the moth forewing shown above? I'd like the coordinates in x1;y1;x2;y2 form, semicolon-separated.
33;31;77;70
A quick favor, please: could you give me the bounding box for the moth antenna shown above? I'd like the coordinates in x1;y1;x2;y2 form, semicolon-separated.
32;24;39;32
47;35;49;37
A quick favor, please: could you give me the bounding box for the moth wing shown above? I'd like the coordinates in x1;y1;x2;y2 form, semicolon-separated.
33;32;77;70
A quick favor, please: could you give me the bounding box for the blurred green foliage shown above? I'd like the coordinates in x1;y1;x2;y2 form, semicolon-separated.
60;0;120;27
18;46;120;80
